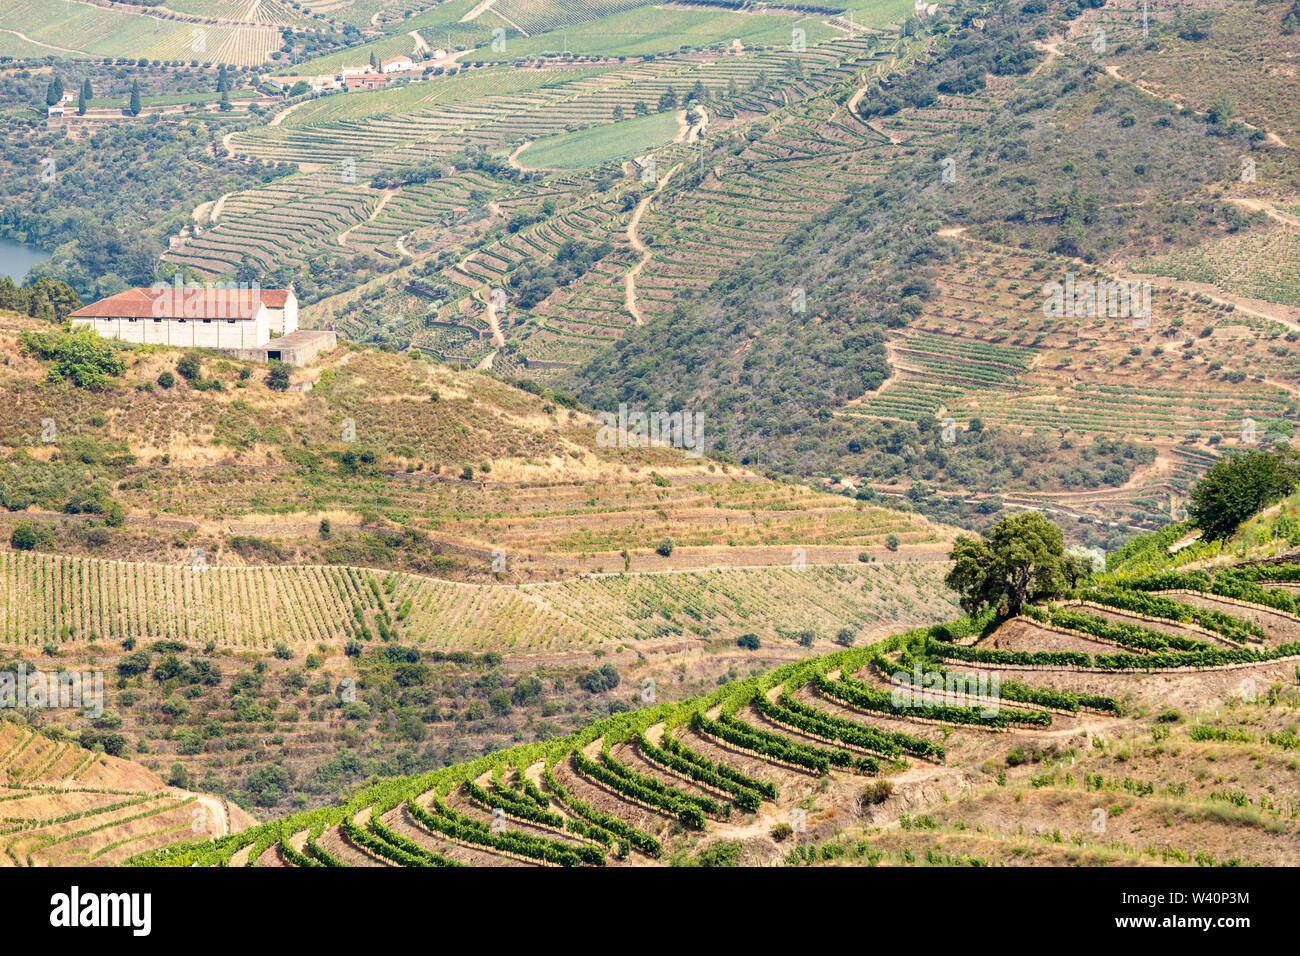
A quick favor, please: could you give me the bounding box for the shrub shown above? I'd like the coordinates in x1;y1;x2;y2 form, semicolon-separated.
656;537;675;557
176;354;202;381
157;370;175;388
860;780;894;805
582;663;620;693
10;523;38;551
19;329;124;389
167;761;191;789
770;822;794;841
737;633;760;650
266;361;290;391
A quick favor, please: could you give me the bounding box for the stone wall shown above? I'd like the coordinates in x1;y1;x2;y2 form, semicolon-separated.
71;313;267;348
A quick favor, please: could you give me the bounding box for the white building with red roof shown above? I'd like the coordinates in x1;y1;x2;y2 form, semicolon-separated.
343;73;388;91
69;285;298;349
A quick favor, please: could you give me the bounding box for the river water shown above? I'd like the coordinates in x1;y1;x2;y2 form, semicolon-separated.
0;238;51;282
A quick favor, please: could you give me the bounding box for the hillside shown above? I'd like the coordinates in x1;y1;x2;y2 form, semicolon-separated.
0;303;969;815
2;0;1299;894
133;509;1300;867
0;718;256;866
5;0;1294;552
2;550;960;815
0;309;953;579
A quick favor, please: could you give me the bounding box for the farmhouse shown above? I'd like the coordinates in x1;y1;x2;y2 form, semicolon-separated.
269;74;342;94
343;73;389;92
71;285;297;348
381;55;415;73
69;285;334;365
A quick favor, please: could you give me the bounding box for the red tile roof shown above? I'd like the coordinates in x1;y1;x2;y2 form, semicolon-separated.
70;287;292;320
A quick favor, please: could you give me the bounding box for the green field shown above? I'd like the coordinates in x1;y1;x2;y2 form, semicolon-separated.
83;88;260;109
0;0;277;64
0;26;59;57
277;63;605;127
516;109;680;169
469;6;841;61
282;0;861;75
791;0;918;26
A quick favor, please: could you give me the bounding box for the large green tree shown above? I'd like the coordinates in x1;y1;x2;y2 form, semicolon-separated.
1187;449;1300;542
945;511;1066;616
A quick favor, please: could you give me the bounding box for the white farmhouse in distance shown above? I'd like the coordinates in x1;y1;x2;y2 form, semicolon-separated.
70;286;296;348
69;286;334;366
381;55;415;73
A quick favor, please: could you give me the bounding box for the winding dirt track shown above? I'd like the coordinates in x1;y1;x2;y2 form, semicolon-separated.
473;286;506;347
624;163;680;326
0;27;86;55
337;189;398;247
1227;197;1300;232
193;794;230;838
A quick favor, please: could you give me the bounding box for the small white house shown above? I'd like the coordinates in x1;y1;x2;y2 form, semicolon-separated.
381;55;415;73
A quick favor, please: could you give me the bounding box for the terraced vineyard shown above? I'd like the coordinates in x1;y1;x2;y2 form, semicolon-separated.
179;12;934;373
163;0;325;28
848;241;1299;439
0;721;254;867
135;555;1300;867
0;0;281;64
1136;231;1300;310
0;551;959;652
